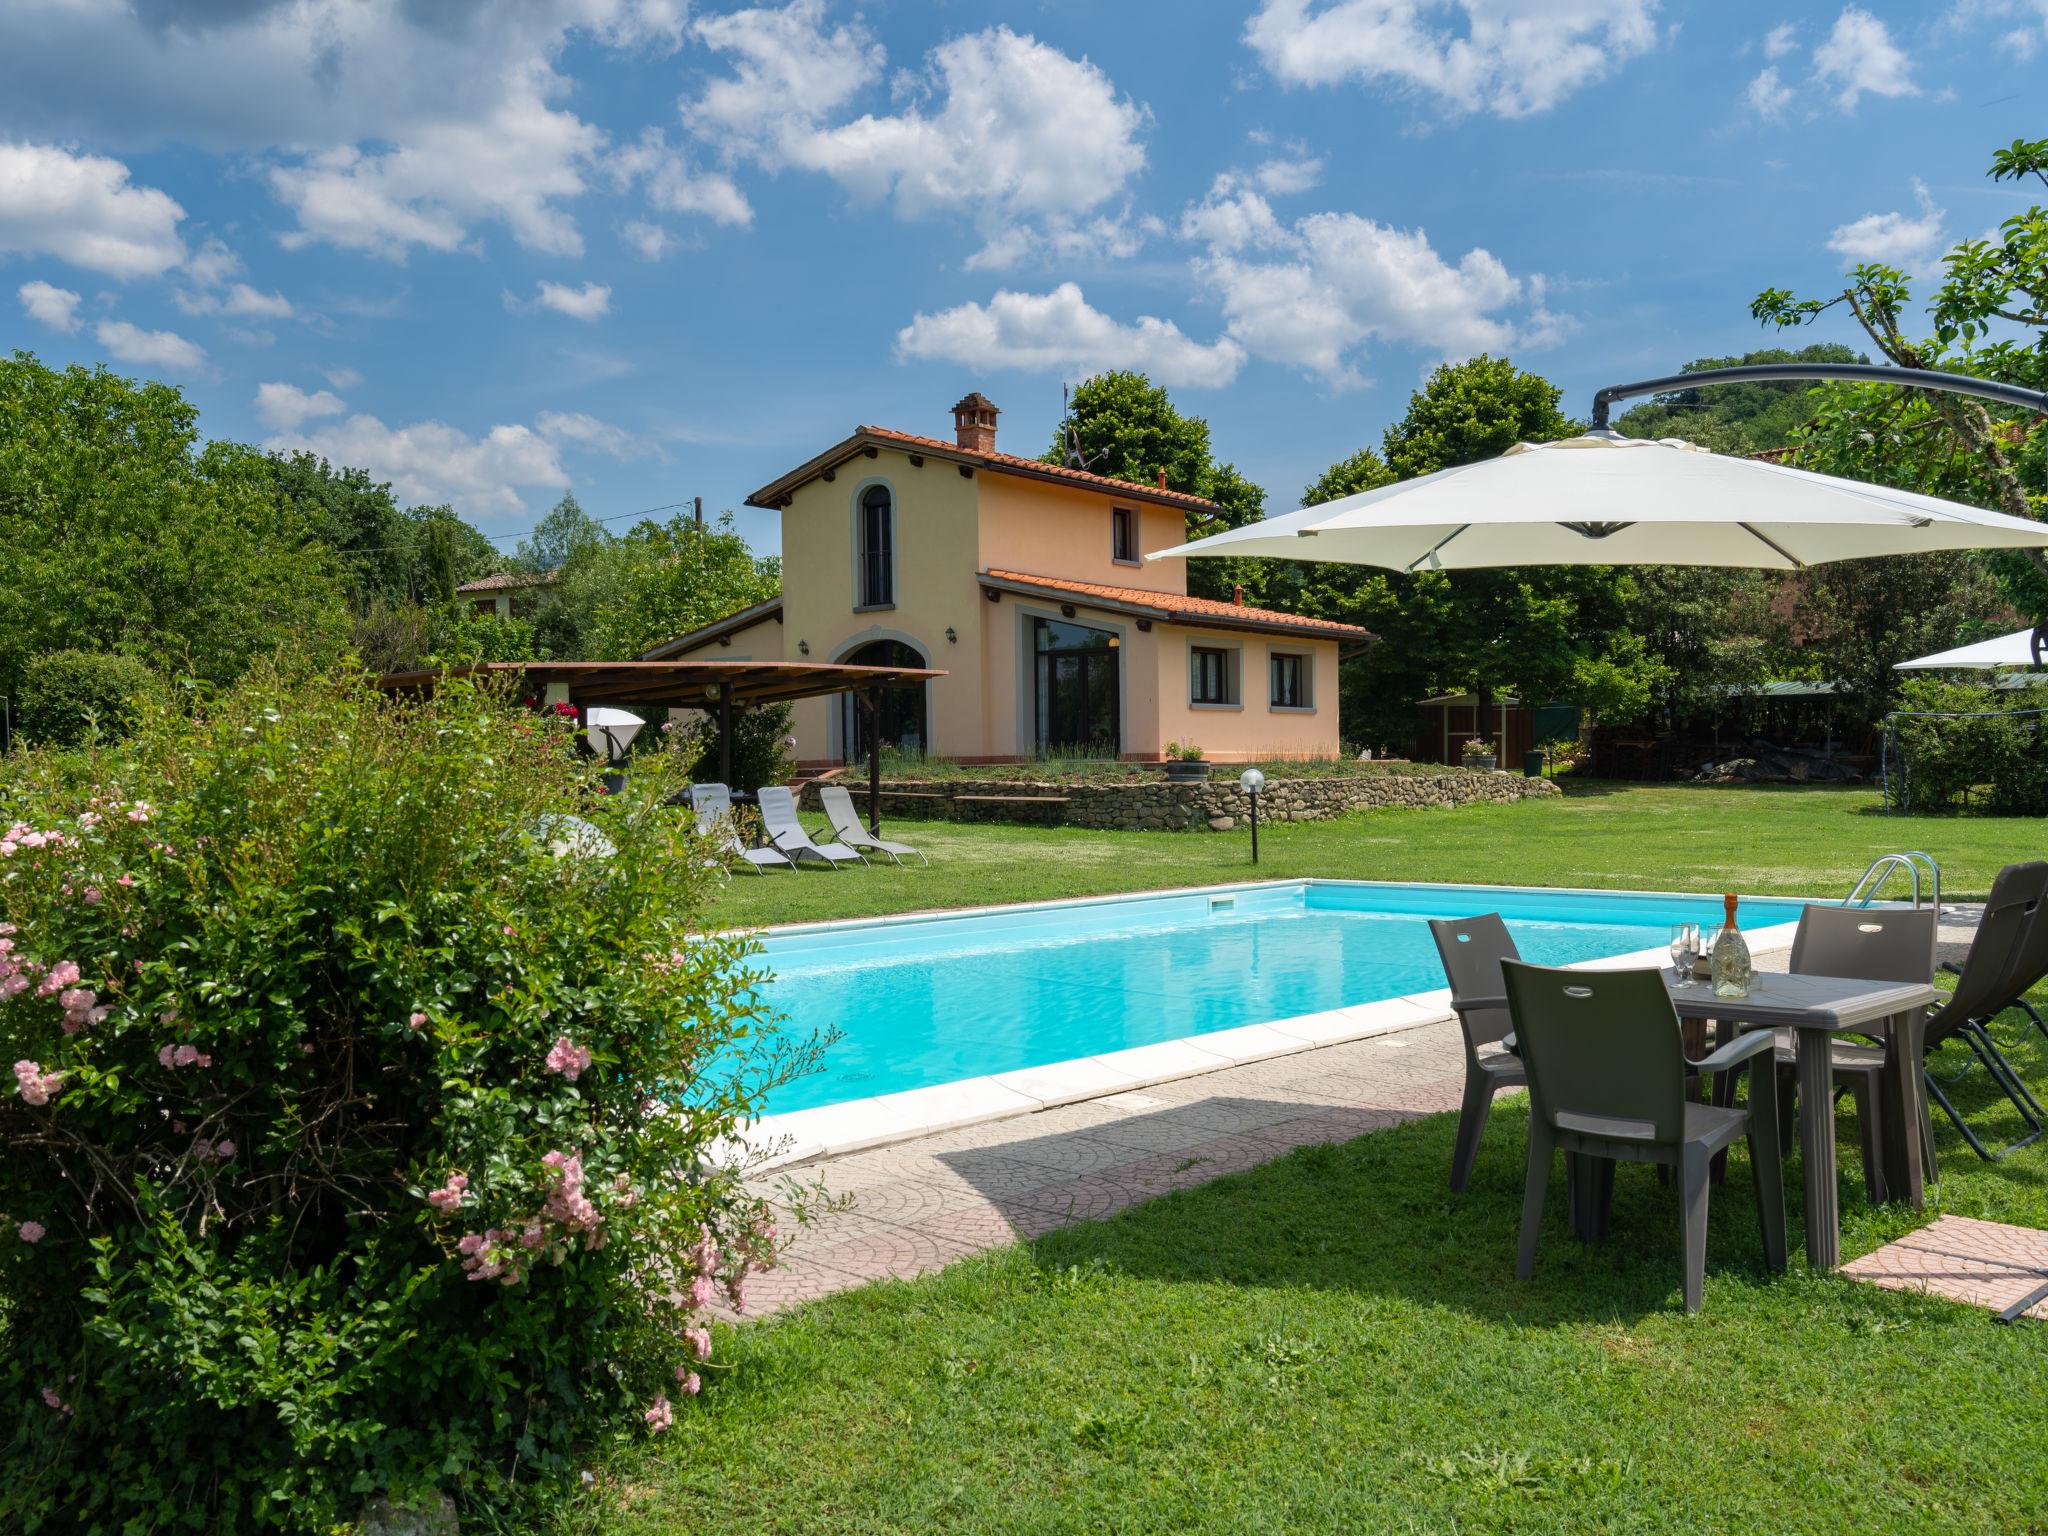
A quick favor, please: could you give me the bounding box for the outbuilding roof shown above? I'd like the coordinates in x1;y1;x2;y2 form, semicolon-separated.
978;569;1373;641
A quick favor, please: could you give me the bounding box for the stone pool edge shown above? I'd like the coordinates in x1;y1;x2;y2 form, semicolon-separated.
730;902;1805;1170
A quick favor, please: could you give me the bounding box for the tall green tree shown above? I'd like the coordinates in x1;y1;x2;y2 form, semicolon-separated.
0;354;347;700
515;491;607;574
1042;370;1276;602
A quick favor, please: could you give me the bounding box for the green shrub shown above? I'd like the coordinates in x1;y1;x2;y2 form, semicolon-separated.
1890;677;2048;814
668;702;794;790
0;670;810;1530
14;650;167;749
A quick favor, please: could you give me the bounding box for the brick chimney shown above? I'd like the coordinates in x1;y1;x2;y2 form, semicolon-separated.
952;391;999;453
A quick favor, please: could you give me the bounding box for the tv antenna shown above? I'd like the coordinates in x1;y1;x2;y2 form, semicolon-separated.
1060;382;1100;472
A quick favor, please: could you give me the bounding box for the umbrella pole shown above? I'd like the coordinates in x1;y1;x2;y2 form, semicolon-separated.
864;690;882;834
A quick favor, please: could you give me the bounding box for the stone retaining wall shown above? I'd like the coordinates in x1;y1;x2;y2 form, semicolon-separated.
806;769;1559;832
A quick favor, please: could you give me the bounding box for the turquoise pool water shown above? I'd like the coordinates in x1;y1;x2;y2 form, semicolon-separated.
753;881;1808;1114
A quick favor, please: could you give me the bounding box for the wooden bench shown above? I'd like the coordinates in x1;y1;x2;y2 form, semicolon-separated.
951;794;1072;805
873;790;946;799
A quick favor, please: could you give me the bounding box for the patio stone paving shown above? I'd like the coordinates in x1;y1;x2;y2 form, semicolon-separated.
726;911;1986;1322
1841;1215;2048;1321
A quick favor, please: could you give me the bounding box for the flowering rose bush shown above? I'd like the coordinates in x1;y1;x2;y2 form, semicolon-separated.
0;670;811;1530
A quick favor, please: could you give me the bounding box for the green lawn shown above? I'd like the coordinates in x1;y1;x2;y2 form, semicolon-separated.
571;784;2048;1535
709;781;2043;929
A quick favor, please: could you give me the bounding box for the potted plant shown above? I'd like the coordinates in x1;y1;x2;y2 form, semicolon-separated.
1459;736;1498;773
1162;739;1211;783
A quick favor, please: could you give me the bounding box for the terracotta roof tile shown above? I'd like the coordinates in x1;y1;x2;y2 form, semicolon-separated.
455;569;559;593
982;569;1371;638
856;426;1220;511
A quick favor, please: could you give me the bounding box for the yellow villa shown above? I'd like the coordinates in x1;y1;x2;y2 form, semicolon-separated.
649;393;1369;766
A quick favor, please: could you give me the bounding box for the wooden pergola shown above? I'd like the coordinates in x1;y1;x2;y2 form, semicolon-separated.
377;660;945;828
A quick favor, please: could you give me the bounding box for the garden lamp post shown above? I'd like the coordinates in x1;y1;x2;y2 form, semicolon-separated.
1239;767;1265;864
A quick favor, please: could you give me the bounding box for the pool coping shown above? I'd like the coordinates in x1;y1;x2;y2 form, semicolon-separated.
731;878;1809;1169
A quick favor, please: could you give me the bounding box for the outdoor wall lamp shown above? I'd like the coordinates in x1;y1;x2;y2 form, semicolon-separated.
945;626;957;644
797;640;809;655
1239;767;1266;864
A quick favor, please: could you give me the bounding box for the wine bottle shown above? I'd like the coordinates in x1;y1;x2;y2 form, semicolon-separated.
1710;892;1754;1000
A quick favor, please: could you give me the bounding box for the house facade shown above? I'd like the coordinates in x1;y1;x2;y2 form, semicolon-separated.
455;569;558;619
648;393;1369;765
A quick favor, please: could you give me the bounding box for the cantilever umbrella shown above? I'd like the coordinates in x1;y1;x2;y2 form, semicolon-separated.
1895;626;2048;670
1151;432;2048;573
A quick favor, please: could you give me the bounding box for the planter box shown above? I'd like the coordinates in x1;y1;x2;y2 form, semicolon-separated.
1460;755;1497;773
1163;760;1212;783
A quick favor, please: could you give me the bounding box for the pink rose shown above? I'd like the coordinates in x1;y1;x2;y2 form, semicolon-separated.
685;1326;712;1361
18;1221;44;1244
676;1370;701;1395
643;1394;673;1432
408;1011;427;1031
544;1037;592;1082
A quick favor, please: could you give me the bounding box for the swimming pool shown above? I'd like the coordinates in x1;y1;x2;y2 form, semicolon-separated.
751;880;1809;1119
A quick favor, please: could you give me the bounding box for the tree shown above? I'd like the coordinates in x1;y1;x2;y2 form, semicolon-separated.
1289;356;1666;748
515;491;607;574
1752;133;2048;618
1612;343;1868;455
0;354;347;702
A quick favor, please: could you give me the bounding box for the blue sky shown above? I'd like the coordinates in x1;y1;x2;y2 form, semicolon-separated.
2;1;2042;560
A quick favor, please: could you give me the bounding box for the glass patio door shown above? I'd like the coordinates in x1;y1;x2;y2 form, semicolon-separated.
1033;618;1120;754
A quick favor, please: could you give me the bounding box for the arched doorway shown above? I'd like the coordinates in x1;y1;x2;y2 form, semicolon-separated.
838;638;928;762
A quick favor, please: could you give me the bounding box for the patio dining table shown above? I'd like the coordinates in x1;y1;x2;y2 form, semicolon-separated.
1663;971;1941;1270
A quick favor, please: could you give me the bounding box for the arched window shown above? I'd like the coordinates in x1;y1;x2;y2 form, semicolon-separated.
857;485;893;607
840;639;927;760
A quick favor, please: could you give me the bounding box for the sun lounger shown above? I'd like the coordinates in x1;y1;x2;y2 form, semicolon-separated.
756;785;866;869
818;784;927;866
687;783;792;875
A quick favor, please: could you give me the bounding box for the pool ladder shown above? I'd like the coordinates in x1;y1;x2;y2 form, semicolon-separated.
1846;851;1941;910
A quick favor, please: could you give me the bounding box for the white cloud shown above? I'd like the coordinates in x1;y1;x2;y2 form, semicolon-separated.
175;282;295;319
506;280;613;321
537;410;651;458
619;219;675;260
0;5;696;261
1255;156;1325;196
1243;0;1660;118
264;414;571;520
1826;178;1947;270
93;319;206;373
1813;7;1916;110
894;281;1246;389
1945;0;2048;60
183;237;243;288
0;142;186;278
689;7;1149;268
254;381;347;431
1745;66;1794;120
17;279;82;332
324;366;364;390
1763;21;1799;58
609;129;754;228
1179;178;1554;387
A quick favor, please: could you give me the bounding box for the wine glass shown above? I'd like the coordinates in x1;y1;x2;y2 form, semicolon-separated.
1669;923;1701;986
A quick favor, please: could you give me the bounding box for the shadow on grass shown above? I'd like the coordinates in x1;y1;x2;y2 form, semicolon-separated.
935;1091;1794;1328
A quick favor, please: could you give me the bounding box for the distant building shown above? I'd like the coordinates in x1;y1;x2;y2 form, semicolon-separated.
455;569;558;620
648;392;1370;765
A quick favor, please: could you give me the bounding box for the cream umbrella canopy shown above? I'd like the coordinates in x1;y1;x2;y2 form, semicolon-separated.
1895;626;2048;670
1151;432;2048;573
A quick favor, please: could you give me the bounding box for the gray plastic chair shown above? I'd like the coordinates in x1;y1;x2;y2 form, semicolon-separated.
1779;903;1940;1200
1503;960;1786;1314
1428;914;1527;1193
1921;861;2048;1163
819;784;927;866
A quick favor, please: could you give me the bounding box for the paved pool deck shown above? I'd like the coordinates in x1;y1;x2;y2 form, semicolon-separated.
731;911;1983;1320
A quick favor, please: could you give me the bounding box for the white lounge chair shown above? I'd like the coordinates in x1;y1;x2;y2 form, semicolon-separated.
687;783;792;875
818;784;927;866
756;785;866;869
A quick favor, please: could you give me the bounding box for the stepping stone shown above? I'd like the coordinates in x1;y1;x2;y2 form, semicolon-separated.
1842;1215;2048;1322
